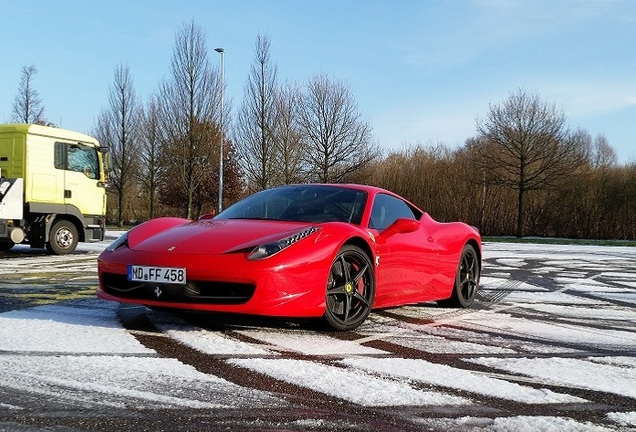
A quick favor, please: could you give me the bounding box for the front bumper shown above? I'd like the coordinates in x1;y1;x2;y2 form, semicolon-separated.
97;247;332;318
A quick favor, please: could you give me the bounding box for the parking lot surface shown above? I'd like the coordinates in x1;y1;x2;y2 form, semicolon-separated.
1;239;635;431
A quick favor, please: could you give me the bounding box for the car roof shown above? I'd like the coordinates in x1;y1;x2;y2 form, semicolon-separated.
275;183;389;195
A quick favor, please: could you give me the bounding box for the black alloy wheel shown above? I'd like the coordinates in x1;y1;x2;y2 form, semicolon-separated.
438;244;480;308
324;245;375;331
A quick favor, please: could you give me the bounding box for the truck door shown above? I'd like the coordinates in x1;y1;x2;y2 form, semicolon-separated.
54;142;105;216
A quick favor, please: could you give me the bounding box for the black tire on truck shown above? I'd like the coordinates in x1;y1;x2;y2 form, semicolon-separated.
46;219;79;255
0;241;14;251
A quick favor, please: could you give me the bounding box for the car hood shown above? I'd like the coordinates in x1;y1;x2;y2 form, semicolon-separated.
130;219;316;255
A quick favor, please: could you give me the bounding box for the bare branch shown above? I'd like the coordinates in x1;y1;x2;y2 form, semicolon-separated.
12;65;45;124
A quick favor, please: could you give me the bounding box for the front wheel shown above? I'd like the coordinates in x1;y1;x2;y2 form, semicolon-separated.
437;244;480;308
323;245;375;331
46;220;79;255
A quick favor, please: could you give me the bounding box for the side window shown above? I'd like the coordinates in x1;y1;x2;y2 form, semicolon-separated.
54;142;65;170
54;142;99;180
369;193;416;231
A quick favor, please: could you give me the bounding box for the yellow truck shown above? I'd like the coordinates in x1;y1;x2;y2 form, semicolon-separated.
0;124;109;254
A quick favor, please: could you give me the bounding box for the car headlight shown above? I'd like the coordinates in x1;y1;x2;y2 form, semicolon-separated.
105;232;129;252
248;227;319;260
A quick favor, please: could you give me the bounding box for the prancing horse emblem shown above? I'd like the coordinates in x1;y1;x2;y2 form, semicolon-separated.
154;286;162;298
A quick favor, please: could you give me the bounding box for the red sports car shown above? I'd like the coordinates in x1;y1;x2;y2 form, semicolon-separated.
97;184;481;331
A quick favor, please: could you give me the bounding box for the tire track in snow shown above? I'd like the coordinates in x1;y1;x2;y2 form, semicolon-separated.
117;306;429;432
116;305;635;430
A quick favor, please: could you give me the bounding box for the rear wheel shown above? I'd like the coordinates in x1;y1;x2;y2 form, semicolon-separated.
46;220;79;255
324;245;375;331
437;244;480;308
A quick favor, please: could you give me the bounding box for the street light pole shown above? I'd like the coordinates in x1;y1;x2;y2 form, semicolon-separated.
215;47;225;213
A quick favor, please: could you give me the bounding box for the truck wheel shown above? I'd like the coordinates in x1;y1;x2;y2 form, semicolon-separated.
46;220;79;255
0;241;14;252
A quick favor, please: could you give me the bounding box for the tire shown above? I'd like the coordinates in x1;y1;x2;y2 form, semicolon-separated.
0;241;14;252
324;245;375;331
437;244;480;308
46;219;79;255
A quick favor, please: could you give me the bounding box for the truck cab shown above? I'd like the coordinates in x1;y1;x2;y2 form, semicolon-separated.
0;124;108;254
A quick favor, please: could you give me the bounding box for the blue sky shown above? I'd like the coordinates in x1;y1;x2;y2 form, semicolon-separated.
1;0;635;163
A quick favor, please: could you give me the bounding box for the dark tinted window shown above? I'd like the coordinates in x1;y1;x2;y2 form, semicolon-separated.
369;193;416;231
217;185;368;224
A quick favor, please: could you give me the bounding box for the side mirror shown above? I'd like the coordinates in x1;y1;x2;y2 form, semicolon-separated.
380;218;419;238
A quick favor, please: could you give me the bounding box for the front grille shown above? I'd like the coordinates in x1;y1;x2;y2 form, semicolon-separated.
101;272;255;305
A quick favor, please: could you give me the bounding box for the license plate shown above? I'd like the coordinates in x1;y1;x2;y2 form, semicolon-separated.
128;265;186;284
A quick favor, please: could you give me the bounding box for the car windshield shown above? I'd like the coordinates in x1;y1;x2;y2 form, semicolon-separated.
216;185;368;224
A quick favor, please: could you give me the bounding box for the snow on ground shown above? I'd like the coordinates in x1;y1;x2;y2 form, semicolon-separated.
0;300;152;354
470;356;636;399
390;322;585;354
341;358;585;404
595;292;636;305
366;332;517;355
482;241;636;261
237;330;388;356
152;313;273;356
518;303;636;321
229;357;470;407
489;288;606;305
1;236;635;429
456;311;636;350
0;298;281;410
417;416;616;432
607;411;636;427
0;354;274;409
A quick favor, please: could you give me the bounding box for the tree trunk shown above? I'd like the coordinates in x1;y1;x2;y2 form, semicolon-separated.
516;186;524;238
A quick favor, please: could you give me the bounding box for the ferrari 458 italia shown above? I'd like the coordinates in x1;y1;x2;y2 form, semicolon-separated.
97;184;481;331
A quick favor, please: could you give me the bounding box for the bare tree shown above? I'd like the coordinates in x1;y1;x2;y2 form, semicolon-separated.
474;89;585;237
366;138;635;240
138;95;162;219
12;65;45;124
272;83;305;184
234;34;278;191
298;74;379;182
94;64;140;226
590;134;617;169
157;21;222;218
